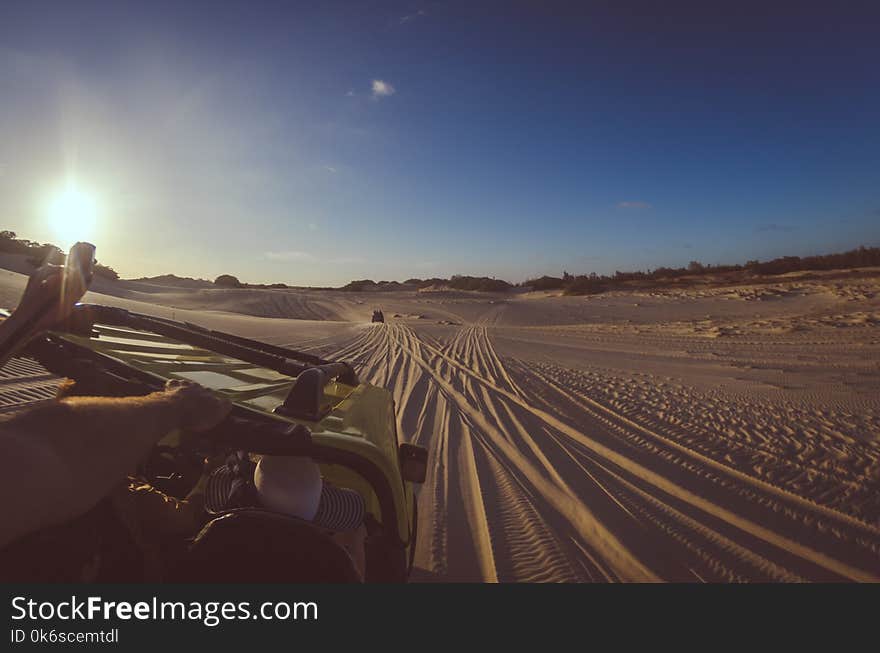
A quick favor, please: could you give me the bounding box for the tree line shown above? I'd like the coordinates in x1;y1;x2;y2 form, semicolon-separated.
524;245;880;295
0;230;120;280
5;230;877;296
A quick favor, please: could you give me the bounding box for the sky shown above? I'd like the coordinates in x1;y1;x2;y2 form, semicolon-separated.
1;1;878;286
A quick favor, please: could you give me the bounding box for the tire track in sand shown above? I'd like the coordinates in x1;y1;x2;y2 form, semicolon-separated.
325;321;880;582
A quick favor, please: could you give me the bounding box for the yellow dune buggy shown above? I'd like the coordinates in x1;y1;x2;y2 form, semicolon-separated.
17;303;426;582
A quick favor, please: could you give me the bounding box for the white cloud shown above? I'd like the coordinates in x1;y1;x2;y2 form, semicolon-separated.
345;89;355;97
400;9;427;24
617;201;652;209
323;165;337;173
371;79;396;98
265;251;313;261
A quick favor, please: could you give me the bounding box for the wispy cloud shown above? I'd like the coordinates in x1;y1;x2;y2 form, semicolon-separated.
400;9;427;24
371;79;396;99
323;165;337;173
755;223;796;233
265;251;312;261
345;89;355;97
617;201;652;209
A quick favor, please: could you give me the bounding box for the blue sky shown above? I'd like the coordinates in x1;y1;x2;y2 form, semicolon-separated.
1;1;878;285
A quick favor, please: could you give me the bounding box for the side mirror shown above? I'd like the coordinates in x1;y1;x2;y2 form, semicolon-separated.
399;443;428;484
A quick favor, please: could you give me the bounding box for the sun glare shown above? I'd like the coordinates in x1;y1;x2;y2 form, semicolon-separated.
46;182;98;250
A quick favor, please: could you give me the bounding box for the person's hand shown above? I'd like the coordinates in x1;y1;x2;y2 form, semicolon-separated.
163;379;232;432
12;244;93;333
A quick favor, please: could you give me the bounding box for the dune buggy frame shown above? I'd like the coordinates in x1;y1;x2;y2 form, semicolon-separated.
20;303;426;582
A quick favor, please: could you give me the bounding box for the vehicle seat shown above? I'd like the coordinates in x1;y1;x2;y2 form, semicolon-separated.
175;509;362;583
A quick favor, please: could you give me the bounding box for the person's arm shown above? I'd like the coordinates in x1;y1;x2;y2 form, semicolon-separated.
0;380;230;548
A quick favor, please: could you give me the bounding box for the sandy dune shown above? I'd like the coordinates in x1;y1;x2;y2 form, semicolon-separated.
2;265;879;581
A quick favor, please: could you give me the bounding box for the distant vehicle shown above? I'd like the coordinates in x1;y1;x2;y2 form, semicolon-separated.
372;309;385;323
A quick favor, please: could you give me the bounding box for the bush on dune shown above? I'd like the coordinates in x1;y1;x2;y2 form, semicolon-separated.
0;231;39;255
93;263;120;280
214;274;243;288
131;274;213;288
563;274;606;295
523;275;565;291
340;279;378;292
26;244;65;267
446;275;511;292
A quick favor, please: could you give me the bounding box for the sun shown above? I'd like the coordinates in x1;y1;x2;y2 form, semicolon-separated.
46;182;98;250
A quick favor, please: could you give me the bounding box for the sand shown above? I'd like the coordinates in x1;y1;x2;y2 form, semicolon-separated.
1;261;879;582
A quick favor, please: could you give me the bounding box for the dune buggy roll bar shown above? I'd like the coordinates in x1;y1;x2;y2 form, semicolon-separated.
60;304;359;383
